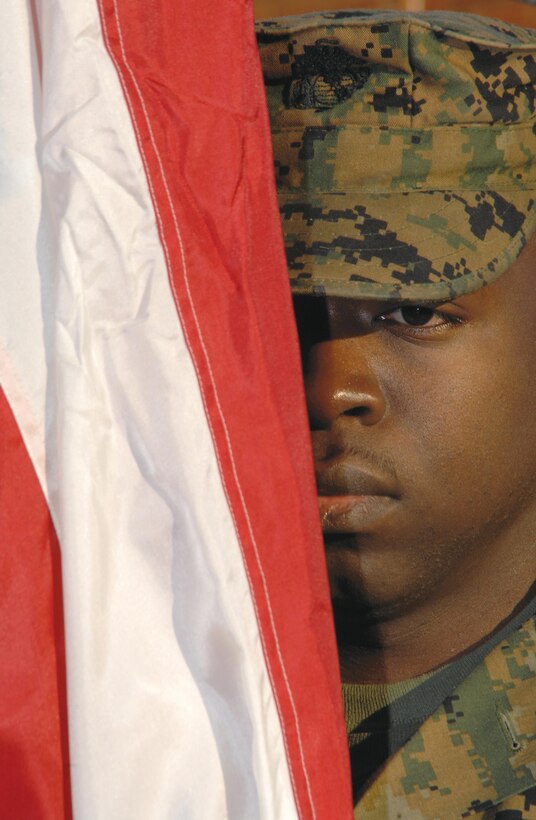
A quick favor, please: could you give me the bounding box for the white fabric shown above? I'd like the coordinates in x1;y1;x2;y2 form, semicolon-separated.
0;1;298;817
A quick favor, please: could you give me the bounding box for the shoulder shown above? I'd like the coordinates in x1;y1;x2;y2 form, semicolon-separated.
357;616;536;819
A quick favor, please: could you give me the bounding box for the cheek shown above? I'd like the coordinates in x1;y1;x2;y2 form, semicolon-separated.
391;354;536;525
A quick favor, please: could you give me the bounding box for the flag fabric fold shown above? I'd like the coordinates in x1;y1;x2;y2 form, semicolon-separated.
0;1;352;817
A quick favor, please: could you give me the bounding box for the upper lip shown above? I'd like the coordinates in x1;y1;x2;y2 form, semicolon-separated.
315;457;398;498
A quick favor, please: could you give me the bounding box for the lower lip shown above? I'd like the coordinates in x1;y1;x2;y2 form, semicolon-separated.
318;494;397;532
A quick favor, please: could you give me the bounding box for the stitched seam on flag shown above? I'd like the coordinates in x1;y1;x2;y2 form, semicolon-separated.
97;2;314;817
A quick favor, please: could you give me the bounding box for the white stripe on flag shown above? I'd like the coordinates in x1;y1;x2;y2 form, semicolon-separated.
1;1;299;817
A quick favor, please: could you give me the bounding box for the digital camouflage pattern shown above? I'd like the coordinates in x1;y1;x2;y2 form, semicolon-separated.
256;11;536;300
356;616;536;819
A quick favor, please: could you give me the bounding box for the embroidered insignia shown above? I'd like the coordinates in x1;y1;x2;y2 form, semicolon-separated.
285;43;371;110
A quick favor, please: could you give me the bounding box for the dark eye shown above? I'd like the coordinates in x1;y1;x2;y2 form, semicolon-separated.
398;306;436;326
377;305;444;328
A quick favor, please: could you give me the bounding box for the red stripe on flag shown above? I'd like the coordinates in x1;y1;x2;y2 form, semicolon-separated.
0;388;71;818
97;1;352;816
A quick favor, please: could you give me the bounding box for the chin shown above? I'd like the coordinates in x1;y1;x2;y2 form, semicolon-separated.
325;536;432;626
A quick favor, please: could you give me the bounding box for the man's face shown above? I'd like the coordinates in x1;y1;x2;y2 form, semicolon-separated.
294;239;536;626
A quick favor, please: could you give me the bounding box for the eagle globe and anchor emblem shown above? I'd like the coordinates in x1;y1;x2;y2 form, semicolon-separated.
285;43;371;110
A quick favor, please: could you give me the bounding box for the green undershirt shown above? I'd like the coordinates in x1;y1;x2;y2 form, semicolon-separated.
343;670;437;748
342;669;442;797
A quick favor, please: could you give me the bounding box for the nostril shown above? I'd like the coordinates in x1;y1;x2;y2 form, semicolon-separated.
344;406;371;418
304;348;386;427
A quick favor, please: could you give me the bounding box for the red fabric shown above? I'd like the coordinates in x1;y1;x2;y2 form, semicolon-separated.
98;1;352;816
0;388;71;818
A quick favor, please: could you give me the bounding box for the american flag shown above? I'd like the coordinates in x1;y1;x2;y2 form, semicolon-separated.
0;1;351;817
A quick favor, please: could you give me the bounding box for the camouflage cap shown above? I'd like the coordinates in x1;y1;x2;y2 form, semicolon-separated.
256;10;536;300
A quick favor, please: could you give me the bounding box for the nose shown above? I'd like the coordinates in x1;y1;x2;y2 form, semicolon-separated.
304;339;387;429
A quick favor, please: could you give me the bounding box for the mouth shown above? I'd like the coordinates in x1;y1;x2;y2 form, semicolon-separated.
318;494;397;532
315;458;399;533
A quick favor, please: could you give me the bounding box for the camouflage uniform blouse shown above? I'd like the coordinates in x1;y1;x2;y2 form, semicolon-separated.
354;616;536;819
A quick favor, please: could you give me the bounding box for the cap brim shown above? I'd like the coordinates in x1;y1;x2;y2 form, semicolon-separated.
282;188;536;301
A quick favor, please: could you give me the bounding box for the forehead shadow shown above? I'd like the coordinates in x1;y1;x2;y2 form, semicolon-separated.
292;293;397;347
292;295;387;375
293;294;402;357
292;295;331;348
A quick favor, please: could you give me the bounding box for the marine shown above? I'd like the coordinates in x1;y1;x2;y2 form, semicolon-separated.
256;10;536;818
